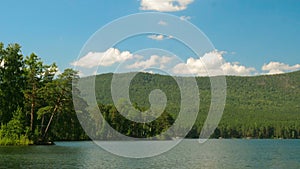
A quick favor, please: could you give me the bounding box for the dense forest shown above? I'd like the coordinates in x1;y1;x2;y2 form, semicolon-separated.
0;43;88;145
0;42;299;145
93;65;300;139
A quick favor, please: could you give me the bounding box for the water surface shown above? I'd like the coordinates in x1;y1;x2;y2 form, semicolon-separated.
0;139;299;169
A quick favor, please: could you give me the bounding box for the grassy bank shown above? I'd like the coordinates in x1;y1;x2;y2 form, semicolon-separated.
0;135;33;146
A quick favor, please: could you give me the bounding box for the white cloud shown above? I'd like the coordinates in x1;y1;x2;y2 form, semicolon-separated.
179;15;191;21
148;34;165;41
71;48;138;68
221;62;256;76
140;0;194;12
172;50;256;76
262;61;300;75
158;20;168;26
72;48;300;77
127;55;173;69
147;34;172;41
142;70;155;74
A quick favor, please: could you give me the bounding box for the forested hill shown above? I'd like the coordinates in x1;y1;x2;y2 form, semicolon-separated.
94;70;300;139
1;43;298;146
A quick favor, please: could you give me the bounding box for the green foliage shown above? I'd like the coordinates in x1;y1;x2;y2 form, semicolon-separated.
0;41;299;146
0;42;88;145
41;69;88;141
24;53;48;132
94;71;300;139
211;72;300;138
0;43;25;124
95;103;174;139
0;108;32;145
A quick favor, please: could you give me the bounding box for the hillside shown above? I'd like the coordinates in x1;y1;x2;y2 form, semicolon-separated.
93;70;300;138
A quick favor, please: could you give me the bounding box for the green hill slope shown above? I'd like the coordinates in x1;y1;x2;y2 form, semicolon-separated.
93;71;300;138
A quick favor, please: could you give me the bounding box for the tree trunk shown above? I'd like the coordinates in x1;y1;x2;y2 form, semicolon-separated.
40;114;44;135
42;92;63;141
30;84;36;132
30;101;35;131
42;106;58;140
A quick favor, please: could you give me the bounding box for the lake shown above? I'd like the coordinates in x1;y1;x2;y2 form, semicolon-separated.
0;139;299;169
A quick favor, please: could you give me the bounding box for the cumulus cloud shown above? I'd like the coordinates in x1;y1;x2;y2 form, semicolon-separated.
72;48;300;77
158;20;168;26
172;50;256;76
147;34;172;41
147;34;165;41
71;48;138;68
127;55;173;69
179;15;191;21
262;61;300;75
222;62;256;76
140;0;194;12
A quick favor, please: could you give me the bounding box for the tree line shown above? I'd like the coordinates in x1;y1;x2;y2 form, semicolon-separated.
1;42;299;145
0;43;88;145
95;102;174;140
94;71;300;139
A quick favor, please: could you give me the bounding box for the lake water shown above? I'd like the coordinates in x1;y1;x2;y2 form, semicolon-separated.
0;139;299;169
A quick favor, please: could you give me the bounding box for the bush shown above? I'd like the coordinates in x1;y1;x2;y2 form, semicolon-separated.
0;108;33;145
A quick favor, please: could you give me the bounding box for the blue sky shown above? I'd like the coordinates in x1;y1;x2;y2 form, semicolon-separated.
0;0;299;76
